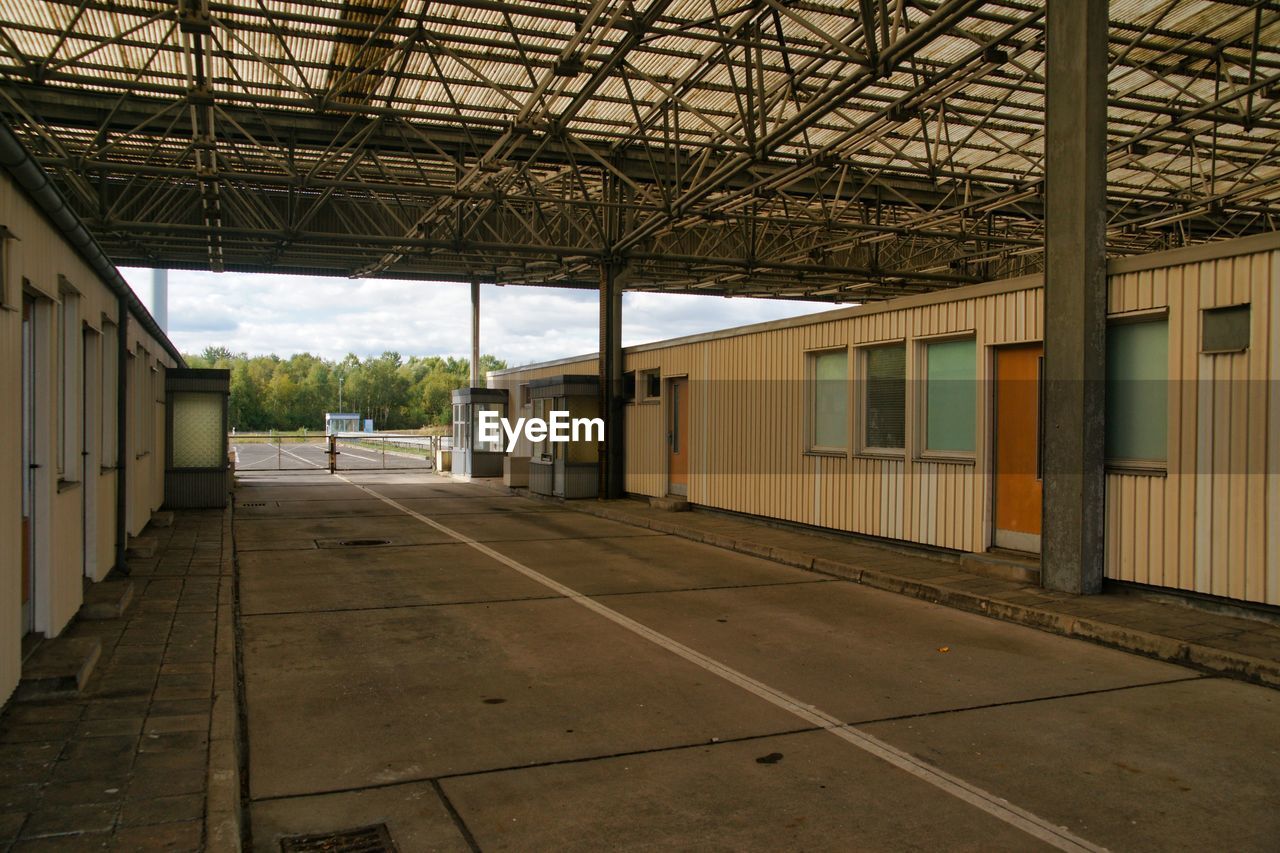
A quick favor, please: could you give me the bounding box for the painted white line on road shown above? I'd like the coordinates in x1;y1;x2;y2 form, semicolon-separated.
335;446;381;462
278;444;325;468
337;475;1105;853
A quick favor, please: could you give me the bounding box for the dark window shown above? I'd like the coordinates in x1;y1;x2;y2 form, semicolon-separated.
1202;304;1250;353
643;370;661;399
622;371;636;400
863;344;905;450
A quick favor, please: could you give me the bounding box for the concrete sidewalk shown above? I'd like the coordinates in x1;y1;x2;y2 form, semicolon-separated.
0;508;236;851
565;498;1280;689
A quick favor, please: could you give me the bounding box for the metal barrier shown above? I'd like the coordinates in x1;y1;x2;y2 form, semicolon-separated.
332;433;444;471
228;431;449;473
227;431;330;471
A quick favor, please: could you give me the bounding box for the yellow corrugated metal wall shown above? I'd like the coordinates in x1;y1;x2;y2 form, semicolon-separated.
1106;249;1279;605
489;238;1280;607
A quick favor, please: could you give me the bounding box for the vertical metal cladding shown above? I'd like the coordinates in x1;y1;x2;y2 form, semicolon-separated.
491;236;1280;607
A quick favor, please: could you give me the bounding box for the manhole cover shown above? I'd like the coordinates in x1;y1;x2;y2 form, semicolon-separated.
280;823;398;853
338;538;392;547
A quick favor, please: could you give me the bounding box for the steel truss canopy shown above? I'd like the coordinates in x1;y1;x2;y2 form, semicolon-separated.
0;0;1277;299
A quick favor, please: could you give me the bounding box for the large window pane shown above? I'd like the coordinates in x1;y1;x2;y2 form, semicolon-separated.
1106;320;1168;461
925;338;976;453
171;392;224;468
864;344;905;450
810;349;848;450
472;402;505;452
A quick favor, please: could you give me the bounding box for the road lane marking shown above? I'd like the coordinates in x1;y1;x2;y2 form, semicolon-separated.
337;475;1105;852
277;444;325;468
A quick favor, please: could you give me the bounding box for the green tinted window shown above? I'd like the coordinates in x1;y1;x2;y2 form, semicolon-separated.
1106;320;1168;461
811;349;848;450
925;338;976;453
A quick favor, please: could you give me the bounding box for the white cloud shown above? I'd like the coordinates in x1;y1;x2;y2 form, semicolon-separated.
119;268;840;366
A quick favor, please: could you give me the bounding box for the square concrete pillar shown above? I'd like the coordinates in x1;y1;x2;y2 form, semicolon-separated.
1042;0;1109;594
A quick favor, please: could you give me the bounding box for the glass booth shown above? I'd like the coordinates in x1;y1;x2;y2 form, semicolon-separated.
165;368;230;508
450;387;508;478
528;375;600;499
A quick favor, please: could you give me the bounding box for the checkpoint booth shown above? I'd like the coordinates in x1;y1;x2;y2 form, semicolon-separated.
165;368;231;509
528;374;600;499
325;412;361;435
450;387;508;478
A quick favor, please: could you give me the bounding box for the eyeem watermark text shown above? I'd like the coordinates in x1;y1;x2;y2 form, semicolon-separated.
477;410;604;452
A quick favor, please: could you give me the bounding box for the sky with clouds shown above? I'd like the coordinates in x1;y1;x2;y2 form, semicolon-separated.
118;268;840;367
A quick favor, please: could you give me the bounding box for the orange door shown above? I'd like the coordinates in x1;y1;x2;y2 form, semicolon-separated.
668;378;689;496
994;344;1043;552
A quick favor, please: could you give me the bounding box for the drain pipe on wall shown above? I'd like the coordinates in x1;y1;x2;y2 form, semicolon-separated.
115;296;130;576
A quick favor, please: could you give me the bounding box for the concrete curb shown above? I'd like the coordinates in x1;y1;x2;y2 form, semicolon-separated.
568;501;1280;690
206;504;243;852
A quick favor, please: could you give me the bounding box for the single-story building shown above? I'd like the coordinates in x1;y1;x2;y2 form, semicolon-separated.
491;232;1280;609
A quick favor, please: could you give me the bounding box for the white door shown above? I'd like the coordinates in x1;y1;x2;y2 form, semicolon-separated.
83;328;100;579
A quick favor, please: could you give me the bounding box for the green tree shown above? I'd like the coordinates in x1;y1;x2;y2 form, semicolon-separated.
186;349;506;432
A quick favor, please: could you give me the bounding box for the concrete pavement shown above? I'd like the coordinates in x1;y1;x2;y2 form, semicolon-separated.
234;471;1280;852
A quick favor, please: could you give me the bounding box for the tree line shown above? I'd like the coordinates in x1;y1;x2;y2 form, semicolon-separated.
184;347;508;432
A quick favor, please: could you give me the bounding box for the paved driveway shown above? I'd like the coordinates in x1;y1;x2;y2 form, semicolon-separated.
235;471;1280;852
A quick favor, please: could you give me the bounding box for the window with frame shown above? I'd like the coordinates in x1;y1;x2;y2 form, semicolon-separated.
531;397;551;459
1201;304;1249;353
808;348;848;452
1106;318;1168;464
452;402;466;450
862;343;906;452
472;402;504;452
923;337;976;454
640;369;660;400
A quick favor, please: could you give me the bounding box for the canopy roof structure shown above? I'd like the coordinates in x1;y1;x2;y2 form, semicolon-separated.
0;0;1277;299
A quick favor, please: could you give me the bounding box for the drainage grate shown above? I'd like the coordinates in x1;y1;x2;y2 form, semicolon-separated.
338;538;392;547
280;823;398;853
241;502;268;508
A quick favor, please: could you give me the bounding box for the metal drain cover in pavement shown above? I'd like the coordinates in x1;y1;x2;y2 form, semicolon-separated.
240;502;268;508
280;823;398;852
314;538;396;549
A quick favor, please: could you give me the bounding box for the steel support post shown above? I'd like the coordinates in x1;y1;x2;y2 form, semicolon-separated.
598;263;627;499
470;278;481;387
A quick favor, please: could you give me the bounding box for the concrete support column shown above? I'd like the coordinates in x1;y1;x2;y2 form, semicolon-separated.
470;278;480;387
1042;0;1109;594
598;263;626;499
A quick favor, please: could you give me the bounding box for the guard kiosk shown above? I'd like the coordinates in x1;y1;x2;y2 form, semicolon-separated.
165;368;231;508
528;374;600;499
450;387;508;478
325;412;361;435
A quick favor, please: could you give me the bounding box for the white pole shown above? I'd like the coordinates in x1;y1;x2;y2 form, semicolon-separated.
470;278;480;387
